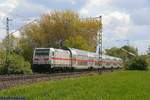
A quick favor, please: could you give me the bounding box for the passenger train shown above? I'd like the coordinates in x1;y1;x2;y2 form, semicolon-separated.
32;47;123;72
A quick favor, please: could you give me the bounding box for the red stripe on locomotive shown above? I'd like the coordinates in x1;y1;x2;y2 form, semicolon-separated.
50;57;121;64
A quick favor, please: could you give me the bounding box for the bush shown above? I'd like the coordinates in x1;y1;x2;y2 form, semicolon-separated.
125;56;148;70
0;65;5;74
0;50;5;74
0;51;32;74
7;54;32;74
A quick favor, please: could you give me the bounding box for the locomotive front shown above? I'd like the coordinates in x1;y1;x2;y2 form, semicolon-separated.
32;48;52;72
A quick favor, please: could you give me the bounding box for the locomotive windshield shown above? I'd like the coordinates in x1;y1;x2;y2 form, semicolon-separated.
35;49;49;56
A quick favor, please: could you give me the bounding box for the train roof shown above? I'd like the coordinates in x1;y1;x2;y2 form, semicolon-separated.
68;48;122;60
35;48;50;49
68;48;90;56
103;55;121;60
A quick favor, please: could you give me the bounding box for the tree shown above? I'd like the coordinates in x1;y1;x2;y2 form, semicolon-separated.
20;10;101;62
122;45;138;55
65;35;89;50
2;35;21;55
105;45;138;61
147;45;150;56
0;49;5;74
125;56;148;70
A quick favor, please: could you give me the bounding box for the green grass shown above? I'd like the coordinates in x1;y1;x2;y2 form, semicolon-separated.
0;70;150;100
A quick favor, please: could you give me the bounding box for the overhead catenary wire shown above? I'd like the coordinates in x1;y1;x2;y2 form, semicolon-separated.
9;19;37;35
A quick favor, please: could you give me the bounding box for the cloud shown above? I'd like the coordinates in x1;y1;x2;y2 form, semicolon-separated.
80;0;122;17
131;8;150;25
79;0;150;53
103;11;131;38
0;29;5;39
0;0;20;19
112;0;150;10
55;0;76;5
0;0;20;38
70;0;76;5
12;30;20;38
131;40;150;54
12;0;50;18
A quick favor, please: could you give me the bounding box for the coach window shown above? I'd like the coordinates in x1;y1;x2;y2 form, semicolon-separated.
52;52;54;56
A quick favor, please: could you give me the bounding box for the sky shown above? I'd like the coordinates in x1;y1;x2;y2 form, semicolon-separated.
0;0;150;54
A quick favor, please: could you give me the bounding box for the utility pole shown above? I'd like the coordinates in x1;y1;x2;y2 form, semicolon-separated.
5;17;12;74
98;16;102;67
147;45;150;56
126;40;129;46
81;16;103;70
95;16;103;70
80;16;103;69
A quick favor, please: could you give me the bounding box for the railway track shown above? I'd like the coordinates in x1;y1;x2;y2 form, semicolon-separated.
0;69;120;90
0;71;99;90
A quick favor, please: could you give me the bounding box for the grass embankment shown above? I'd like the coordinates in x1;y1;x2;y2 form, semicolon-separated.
0;70;150;100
